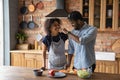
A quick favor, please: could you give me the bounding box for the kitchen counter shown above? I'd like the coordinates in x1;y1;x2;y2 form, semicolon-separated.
10;50;68;54
0;66;120;80
10;50;43;54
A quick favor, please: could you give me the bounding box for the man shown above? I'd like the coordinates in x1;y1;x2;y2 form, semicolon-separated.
63;11;97;78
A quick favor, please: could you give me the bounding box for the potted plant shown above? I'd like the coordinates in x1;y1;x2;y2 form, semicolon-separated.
16;32;27;44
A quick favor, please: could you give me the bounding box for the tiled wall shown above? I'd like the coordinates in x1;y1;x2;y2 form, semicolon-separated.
18;0;120;52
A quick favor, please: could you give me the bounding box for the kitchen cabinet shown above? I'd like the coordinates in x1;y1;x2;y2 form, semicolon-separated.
119;0;120;29
10;50;43;68
95;60;118;74
80;0;120;31
11;50;120;74
11;53;25;67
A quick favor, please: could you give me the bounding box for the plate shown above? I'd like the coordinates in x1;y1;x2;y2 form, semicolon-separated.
48;72;66;78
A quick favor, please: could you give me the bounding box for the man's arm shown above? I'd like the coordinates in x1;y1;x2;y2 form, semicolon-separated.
63;27;97;44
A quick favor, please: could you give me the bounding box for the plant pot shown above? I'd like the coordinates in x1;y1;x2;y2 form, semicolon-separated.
19;39;24;44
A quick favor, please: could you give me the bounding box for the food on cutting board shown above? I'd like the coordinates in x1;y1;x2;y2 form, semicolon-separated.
59;69;77;74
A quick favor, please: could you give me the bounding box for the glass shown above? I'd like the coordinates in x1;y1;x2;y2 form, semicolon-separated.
106;0;113;29
118;0;120;29
94;0;101;28
83;0;89;23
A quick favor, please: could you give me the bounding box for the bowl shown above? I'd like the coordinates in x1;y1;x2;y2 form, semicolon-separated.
33;69;43;76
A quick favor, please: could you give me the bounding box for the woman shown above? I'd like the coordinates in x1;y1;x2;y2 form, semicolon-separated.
42;18;68;70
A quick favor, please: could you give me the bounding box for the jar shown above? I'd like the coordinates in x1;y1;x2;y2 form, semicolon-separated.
84;0;88;6
84;9;88;17
107;9;112;17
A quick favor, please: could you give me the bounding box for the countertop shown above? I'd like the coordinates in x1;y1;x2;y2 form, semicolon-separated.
10;50;120;59
10;50;43;54
0;66;120;80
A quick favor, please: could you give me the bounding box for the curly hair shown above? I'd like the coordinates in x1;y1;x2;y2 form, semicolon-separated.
44;18;61;35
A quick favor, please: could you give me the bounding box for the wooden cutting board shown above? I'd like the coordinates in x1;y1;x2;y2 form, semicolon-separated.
112;39;120;53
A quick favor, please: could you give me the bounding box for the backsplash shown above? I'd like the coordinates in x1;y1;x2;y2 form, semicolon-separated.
18;0;120;52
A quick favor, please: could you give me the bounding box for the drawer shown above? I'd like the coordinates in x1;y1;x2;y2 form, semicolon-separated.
25;54;36;59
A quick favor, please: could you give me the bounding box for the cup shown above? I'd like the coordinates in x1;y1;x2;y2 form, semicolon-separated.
107;9;112;17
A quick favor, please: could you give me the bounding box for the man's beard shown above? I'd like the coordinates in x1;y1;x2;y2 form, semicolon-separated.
74;24;81;30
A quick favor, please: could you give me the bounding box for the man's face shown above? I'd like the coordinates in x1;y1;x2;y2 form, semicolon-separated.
69;20;82;30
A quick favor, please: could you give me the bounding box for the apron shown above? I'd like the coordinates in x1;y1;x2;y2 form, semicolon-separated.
48;36;67;70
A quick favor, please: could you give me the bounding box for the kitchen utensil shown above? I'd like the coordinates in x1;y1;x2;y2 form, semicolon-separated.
36;1;44;10
19;15;27;29
28;0;35;13
20;0;28;14
28;15;35;29
112;39;120;53
48;72;66;78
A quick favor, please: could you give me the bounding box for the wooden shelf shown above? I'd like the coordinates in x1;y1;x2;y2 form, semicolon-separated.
106;17;112;19
106;4;113;6
80;0;119;31
94;17;100;19
83;5;89;7
83;17;88;18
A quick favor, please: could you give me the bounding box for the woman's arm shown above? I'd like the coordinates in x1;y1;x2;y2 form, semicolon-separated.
42;43;47;69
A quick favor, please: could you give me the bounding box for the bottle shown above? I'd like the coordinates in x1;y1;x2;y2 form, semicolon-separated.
35;40;38;50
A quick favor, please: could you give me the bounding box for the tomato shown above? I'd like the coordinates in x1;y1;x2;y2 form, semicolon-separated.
49;70;55;76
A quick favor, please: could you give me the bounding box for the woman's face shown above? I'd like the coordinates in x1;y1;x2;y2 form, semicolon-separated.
50;21;61;35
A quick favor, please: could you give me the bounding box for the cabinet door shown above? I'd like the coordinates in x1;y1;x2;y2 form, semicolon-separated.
95;61;118;74
93;0;101;29
101;0;119;31
36;55;43;68
80;0;119;31
25;54;36;68
103;61;118;74
11;53;25;67
118;0;120;29
95;61;104;73
118;59;120;74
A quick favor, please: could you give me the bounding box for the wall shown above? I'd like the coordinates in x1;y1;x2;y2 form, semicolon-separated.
0;0;3;66
10;0;19;50
3;0;18;65
17;0;120;52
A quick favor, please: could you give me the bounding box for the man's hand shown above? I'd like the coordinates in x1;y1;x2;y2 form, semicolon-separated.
65;63;71;70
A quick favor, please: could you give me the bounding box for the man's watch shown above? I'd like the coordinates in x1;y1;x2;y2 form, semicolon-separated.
67;31;71;35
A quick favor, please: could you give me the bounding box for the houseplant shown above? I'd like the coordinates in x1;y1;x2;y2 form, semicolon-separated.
16;32;27;44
